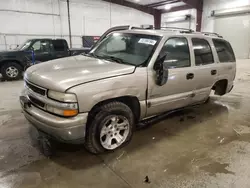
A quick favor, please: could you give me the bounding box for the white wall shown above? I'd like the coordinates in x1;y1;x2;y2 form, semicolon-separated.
0;0;153;50
202;0;250;32
161;0;250;32
161;9;197;31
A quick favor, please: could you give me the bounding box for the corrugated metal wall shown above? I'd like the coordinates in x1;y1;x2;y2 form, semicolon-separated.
202;0;250;59
0;0;153;50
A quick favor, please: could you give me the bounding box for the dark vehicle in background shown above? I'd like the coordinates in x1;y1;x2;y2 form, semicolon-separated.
0;38;90;80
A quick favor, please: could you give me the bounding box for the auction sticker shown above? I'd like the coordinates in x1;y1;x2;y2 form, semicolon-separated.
138;38;157;45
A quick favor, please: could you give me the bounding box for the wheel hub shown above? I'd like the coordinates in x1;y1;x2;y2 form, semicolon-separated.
100;115;130;150
6;66;18;78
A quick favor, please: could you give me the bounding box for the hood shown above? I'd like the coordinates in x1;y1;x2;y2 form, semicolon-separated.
0;49;18;53
25;55;135;92
0;48;23;53
0;49;25;57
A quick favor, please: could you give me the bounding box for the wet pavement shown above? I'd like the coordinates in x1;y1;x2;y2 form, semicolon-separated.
1;59;250;188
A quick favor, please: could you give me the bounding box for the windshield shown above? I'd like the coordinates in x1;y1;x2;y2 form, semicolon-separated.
17;40;32;50
90;33;161;66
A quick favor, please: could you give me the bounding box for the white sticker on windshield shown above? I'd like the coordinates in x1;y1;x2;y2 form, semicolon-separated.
138;38;157;45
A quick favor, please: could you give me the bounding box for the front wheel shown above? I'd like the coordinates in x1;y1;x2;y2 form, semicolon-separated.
1;62;23;81
84;101;134;154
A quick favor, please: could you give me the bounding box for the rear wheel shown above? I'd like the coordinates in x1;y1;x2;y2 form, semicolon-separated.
84;101;134;154
1;62;22;81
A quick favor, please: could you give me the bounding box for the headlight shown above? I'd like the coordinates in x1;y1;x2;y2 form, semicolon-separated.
46;105;78;117
48;90;77;102
47;90;78;117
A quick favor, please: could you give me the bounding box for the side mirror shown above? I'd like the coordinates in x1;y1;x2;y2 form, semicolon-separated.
154;55;169;86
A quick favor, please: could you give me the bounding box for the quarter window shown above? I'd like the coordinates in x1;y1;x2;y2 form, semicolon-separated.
192;38;214;65
158;37;190;69
213;39;235;62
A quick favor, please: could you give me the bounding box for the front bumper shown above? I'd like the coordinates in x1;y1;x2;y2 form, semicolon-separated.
20;95;88;143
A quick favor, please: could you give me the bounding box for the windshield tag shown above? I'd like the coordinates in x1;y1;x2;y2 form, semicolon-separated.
138;38;157;45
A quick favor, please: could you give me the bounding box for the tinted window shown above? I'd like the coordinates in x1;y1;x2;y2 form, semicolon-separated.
52;40;67;51
158;37;190;69
213;39;235;62
192;38;214;65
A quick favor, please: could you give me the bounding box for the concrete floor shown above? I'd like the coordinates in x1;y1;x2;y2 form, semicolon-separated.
1;60;250;188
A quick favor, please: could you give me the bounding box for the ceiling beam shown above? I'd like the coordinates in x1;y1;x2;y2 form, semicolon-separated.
181;0;199;9
102;0;156;15
146;0;180;8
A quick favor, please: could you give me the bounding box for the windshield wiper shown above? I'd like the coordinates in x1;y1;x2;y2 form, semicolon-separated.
83;53;135;66
103;56;123;63
83;53;107;61
82;52;96;58
102;56;135;66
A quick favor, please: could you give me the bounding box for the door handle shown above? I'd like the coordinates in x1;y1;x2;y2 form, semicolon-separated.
186;73;194;80
211;70;217;75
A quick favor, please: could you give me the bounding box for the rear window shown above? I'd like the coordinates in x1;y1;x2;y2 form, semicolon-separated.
52;40;67;51
213;39;235;62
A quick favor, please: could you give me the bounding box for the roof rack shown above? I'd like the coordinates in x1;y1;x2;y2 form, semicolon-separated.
158;27;194;33
136;25;223;38
139;25;194;33
201;32;223;38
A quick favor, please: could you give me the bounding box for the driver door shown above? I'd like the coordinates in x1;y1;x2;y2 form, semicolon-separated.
31;39;52;62
146;37;195;117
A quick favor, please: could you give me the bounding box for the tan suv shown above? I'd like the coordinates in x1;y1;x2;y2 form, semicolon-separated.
20;26;236;154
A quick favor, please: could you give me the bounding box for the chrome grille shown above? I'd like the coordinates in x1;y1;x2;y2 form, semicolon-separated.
28;95;45;108
25;81;46;96
25;80;47;109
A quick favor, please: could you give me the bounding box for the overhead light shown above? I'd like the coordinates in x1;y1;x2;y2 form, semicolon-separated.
134;0;140;2
165;4;172;10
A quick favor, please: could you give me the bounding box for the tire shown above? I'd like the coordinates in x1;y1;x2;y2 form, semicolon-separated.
84;101;134;154
1;62;23;81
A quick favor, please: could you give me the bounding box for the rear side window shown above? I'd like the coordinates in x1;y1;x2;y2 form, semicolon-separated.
158;37;191;69
192;38;214;66
52;40;67;51
213;39;235;62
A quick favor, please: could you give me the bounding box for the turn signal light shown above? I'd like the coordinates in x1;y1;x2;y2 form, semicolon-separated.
63;109;78;117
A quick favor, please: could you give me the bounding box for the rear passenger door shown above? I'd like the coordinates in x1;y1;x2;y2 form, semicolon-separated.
212;39;236;88
191;38;218;103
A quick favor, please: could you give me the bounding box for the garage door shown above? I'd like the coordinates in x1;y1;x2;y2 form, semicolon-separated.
214;14;250;59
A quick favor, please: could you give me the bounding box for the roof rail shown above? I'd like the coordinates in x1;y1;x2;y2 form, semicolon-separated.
155;27;194;33
134;25;194;33
201;32;223;38
130;25;223;38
